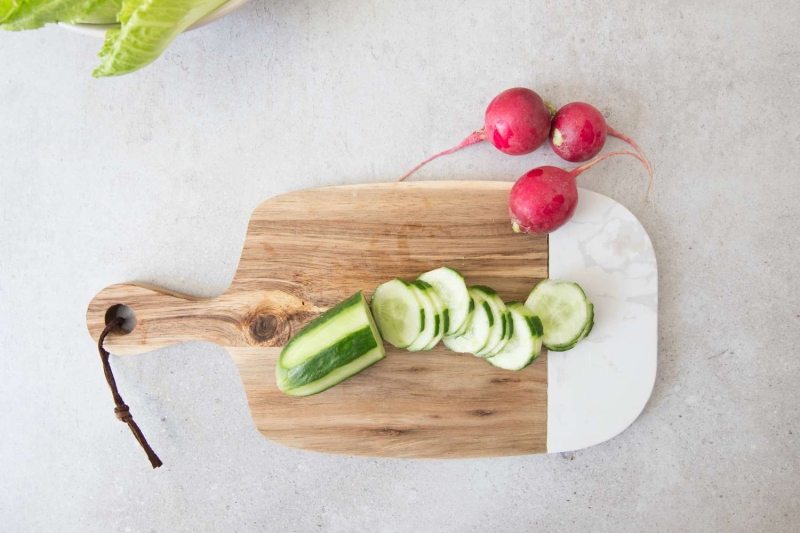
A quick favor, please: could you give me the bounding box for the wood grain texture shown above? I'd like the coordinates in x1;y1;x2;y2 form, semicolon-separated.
86;181;549;458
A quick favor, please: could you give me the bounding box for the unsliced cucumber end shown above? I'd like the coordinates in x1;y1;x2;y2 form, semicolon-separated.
278;291;385;396
282;345;386;396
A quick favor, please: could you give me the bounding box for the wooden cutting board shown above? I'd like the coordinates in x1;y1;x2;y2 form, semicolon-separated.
87;181;550;458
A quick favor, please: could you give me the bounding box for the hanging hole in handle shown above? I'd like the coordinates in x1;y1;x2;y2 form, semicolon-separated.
104;304;137;333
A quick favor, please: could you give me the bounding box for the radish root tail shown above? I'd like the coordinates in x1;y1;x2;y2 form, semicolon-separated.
398;129;486;182
607;126;655;204
571;150;646;177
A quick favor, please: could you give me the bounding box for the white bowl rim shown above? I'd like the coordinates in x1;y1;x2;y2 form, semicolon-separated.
58;0;252;38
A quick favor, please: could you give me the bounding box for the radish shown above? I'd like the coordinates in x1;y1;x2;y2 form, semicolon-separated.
399;88;553;181
549;102;654;197
509;151;646;234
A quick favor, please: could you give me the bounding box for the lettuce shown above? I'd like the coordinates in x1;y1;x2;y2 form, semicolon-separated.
1;0;106;30
1;0;227;77
92;0;226;78
76;0;120;23
0;0;22;24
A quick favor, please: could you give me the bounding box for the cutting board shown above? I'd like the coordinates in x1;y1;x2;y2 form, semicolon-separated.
86;182;658;458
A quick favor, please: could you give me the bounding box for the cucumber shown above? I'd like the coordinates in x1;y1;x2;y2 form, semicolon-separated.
547;302;595;352
525;279;592;351
276;291;386;396
473;287;509;357
406;281;440;352
485;310;514;357
486;302;543;371
416;280;448;350
579;302;594;340
451;297;475;337
371;279;424;349
443;288;495;355
418;266;471;335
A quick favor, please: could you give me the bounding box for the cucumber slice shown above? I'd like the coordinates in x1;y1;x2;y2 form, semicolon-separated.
547;302;595;352
416;280;448;350
277;291;386;396
418;266;471;335
473;287;509;357
443;288;494;355
504;311;514;340
579;302;594;341
486;302;543;371
370;279;424;349
525;279;591;351
451;297;475;337
407;282;440;352
485;310;515;357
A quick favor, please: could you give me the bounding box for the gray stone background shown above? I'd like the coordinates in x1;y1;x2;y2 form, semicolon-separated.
1;1;798;531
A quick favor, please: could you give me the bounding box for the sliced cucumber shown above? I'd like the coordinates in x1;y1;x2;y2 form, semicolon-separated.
486;302;543;371
579;302;594;341
406;282;440;352
416;280;448;350
485;310;514;358
418;266;471;335
443;288;494;355
370;279;424;349
473;287;509;357
525;279;592;351
277;291;386;396
504;311;514;340
547;302;595;352
451;297;475;337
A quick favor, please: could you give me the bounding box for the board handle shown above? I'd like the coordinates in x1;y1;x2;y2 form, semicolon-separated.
86;283;312;355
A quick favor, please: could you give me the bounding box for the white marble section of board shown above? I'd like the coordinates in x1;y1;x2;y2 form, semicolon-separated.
547;189;658;453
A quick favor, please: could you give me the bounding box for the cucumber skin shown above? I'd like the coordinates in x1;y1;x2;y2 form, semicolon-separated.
282;291;363;354
482;301;494;327
527;315;544;337
414;279;448;350
281;326;378;389
471;285;499;296
474;290;510;358
451;298;475;337
278;291;385;395
407;281;441;352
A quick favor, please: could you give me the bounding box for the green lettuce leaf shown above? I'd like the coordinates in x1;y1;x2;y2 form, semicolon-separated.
93;0;226;78
76;0;120;23
1;0;22;24
1;0;106;30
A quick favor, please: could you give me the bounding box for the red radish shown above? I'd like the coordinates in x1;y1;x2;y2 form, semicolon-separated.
399;88;553;181
509;151;646;234
549;102;654;197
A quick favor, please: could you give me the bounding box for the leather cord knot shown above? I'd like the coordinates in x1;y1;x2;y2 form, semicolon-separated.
99;316;163;469
114;404;132;423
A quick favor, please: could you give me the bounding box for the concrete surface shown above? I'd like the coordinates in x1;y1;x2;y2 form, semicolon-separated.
1;0;798;531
